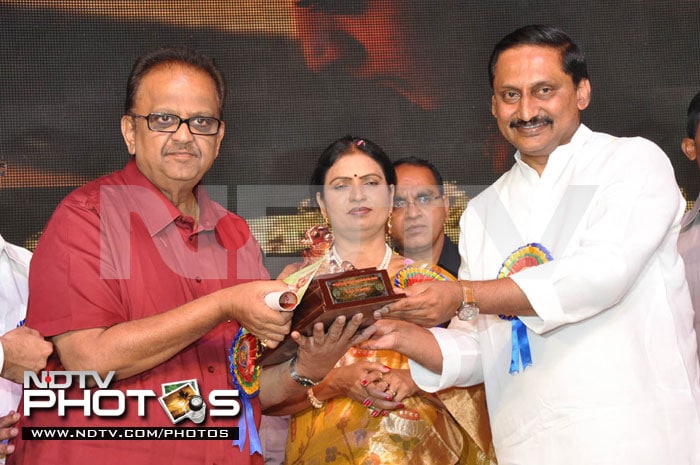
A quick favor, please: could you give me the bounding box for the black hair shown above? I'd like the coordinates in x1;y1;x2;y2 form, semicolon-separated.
124;46;226;117
488;25;589;89
310;135;396;203
393;156;444;195
687;91;700;139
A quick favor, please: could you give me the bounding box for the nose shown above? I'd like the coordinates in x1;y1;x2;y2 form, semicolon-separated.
349;184;367;202
171;119;195;142
404;200;423;218
517;93;539;122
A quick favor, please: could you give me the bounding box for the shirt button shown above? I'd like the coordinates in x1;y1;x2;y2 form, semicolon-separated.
208;365;215;373
195;276;202;283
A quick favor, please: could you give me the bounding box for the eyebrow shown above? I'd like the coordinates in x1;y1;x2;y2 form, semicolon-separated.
395;188;438;198
328;173;383;183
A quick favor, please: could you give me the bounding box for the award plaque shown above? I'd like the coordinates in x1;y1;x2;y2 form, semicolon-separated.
260;267;404;366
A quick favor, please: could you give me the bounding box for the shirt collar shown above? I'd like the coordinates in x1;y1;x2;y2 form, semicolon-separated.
120;159;224;237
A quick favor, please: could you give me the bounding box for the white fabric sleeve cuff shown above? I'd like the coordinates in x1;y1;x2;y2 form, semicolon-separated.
408;323;482;392
511;267;564;334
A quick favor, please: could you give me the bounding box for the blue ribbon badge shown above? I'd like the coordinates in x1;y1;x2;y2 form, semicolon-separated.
497;243;553;374
228;328;263;455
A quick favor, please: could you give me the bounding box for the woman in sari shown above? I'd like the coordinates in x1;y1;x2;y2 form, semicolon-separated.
265;136;492;464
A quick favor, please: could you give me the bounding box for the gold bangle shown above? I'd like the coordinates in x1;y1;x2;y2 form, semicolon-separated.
306;387;325;409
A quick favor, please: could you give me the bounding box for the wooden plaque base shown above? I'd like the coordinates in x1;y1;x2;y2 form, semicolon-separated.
260;267;404;366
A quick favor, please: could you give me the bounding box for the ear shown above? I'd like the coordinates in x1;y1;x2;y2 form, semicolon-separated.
682;137;697;161
575;78;591;111
441;192;451;217
491;94;497;118
316;192;327;218
120;115;137;155
388;184;395;209
213;121;225;161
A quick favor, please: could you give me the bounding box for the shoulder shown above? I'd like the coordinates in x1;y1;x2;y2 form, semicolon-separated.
2;240;32;268
55;169;127;214
587;130;670;169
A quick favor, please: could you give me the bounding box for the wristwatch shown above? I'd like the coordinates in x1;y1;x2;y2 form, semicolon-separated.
456;280;480;321
288;353;322;387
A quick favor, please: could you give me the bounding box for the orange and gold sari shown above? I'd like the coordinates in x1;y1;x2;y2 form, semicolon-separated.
285;347;494;465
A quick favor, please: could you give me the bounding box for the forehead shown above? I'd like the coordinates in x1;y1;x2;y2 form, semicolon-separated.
395;164;438;189
327;151;384;178
135;63;218;106
493;45;568;87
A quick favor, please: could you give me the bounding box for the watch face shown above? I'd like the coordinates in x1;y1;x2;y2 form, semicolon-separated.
457;302;479;321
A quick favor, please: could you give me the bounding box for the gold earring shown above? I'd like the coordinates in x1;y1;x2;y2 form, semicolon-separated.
386;212;392;235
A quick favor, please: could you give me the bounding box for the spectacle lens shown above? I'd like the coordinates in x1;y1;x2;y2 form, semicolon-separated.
393;194;443;210
130;112;221;135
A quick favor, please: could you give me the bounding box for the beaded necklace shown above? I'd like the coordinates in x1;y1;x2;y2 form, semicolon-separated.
331;243;392;270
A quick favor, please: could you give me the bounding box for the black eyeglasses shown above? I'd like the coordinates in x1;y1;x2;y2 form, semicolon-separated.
129;112;221;136
393;194;443;210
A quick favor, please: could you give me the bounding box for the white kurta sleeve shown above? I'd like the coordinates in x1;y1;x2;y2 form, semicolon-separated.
409;321;483;392
512;137;684;333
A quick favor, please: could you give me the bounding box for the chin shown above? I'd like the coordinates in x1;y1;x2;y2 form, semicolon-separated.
404;240;431;254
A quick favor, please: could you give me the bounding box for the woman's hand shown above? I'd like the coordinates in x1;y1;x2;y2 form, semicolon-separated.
290;313;375;382
359;367;421;417
326;363;421;417
327;361;390;405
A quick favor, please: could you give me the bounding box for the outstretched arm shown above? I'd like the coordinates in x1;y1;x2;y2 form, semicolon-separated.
377;278;534;328
54;280;293;381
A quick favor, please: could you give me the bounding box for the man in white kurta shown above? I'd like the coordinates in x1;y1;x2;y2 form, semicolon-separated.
411;124;700;464
678;89;700;361
679;195;700;361
389;25;700;465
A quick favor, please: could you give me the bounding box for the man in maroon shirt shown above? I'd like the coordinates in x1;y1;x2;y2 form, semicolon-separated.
10;47;358;465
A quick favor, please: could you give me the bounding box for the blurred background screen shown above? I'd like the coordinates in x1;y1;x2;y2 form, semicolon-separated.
2;0;698;274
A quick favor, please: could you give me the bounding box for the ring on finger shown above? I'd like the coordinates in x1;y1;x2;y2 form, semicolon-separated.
259;338;269;349
378;372;383;381
386;388;397;397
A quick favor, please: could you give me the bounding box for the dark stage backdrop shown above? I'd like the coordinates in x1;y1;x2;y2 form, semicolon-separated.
1;1;698;275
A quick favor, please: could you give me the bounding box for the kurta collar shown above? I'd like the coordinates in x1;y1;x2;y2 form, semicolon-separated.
513;124;593;180
0;233;28;264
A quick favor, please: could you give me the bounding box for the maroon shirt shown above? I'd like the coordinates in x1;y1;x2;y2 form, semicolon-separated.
12;160;269;465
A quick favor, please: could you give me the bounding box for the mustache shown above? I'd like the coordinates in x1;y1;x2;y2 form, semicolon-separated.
163;142;199;157
509;115;554;129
